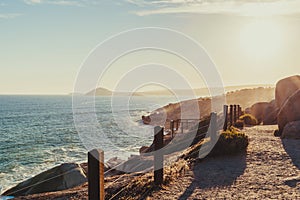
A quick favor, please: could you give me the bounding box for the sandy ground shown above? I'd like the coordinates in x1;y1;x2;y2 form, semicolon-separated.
149;125;300;199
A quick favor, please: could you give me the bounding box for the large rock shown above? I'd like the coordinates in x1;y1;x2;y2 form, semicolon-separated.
3;163;87;197
275;75;300;108
277;89;300;134
141;115;151;124
249;100;278;125
263;100;278;125
250;102;269;124
282;121;300;139
115;155;153;173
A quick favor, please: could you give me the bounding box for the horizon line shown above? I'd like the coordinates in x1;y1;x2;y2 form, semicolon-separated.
0;84;275;96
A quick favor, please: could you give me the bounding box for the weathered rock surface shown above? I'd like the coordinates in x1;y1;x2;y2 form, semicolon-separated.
282;120;300;139
80;157;126;177
141;115;151;124
250;102;269;124
275;75;300;108
263;100;278;125
3;163;87;197
277;89;300;134
248;100;278;125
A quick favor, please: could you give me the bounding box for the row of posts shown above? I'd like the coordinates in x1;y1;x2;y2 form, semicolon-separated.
223;104;242;131
170;120;179;138
170;119;198;137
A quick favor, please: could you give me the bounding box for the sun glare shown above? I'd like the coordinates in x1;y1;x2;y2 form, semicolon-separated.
240;20;282;60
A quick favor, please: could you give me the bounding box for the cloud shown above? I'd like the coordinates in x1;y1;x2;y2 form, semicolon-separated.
0;13;22;19
125;0;300;16
23;0;98;7
25;0;42;4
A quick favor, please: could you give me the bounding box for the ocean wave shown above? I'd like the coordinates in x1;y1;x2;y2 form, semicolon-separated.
0;96;175;192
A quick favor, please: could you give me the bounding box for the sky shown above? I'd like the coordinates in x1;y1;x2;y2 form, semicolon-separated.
0;0;300;94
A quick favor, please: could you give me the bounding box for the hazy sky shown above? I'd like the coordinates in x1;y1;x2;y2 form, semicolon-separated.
1;0;300;94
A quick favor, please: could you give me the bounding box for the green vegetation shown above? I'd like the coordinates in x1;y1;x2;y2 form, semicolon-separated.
209;127;249;156
239;114;258;126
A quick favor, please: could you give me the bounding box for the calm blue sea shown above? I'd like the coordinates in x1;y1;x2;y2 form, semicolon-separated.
0;95;177;193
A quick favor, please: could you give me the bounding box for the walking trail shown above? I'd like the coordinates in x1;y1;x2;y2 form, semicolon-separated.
149;125;300;199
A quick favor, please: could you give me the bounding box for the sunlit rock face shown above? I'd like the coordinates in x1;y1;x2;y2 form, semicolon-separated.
277;89;300;136
275;75;300;109
247;100;278;125
2;163;87;197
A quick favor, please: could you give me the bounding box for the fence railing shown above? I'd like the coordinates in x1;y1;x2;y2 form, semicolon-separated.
88;104;243;199
165;119;201;138
223;104;242;131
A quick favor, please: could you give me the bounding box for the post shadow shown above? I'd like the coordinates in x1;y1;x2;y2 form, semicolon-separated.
178;154;247;200
281;138;300;188
281;138;300;170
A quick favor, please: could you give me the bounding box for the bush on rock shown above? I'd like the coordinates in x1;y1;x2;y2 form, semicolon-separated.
209;127;249;157
239;114;258;126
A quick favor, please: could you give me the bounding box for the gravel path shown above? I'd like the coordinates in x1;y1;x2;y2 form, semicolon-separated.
150;125;300;199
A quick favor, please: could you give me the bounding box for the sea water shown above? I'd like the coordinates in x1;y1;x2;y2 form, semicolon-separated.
0;95;178;193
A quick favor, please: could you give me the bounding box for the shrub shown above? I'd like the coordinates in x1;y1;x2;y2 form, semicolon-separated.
239;114;258;126
209;127;249;156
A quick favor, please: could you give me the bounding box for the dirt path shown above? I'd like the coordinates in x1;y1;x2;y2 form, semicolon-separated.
149;125;300;199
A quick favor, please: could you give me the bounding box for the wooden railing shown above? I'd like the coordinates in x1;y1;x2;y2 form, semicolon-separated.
165;119;201;138
87;104;243;198
223;104;242;131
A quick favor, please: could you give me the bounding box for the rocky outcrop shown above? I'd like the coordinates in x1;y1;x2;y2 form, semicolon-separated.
80;157;126;177
277;89;300;135
275;75;300;108
3;163;87;197
282;121;300;139
263;100;278;125
114;155;153;173
141;115;151;124
249;102;269;124
248;100;278;125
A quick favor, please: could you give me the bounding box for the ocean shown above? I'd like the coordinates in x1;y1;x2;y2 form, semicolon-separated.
0;95;178;193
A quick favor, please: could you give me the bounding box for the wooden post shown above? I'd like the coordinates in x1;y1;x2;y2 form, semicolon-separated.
223;105;228;131
210;112;218;143
233;104;237;124
229;105;233;126
88;149;104;200
181;120;184;134
238;105;242;118
170;120;174;138
174;120;178;131
154;126;164;185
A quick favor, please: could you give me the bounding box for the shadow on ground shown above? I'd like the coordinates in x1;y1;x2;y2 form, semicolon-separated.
282;139;300;170
178;154;246;200
281;139;300;188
